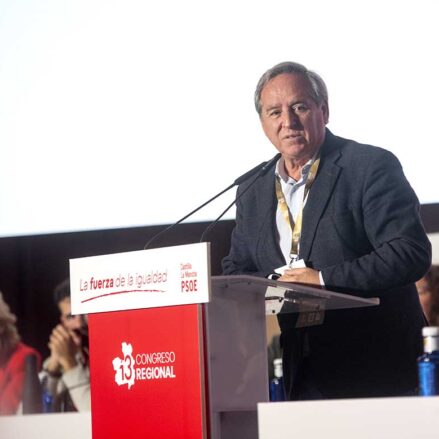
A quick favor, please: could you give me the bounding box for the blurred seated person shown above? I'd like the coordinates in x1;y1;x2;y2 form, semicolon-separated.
0;292;41;415
416;265;439;326
40;279;90;411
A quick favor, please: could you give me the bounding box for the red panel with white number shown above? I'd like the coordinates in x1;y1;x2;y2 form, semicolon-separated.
88;305;207;438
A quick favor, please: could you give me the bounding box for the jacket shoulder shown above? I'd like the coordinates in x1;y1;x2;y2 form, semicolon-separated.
328;132;399;165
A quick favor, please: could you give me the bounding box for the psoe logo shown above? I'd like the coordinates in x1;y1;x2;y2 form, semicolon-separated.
112;342;136;389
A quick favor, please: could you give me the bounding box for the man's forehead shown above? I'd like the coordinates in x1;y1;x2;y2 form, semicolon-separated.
261;91;314;112
260;74;313;105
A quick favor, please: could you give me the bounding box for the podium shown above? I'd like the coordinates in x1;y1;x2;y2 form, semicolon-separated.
70;244;378;439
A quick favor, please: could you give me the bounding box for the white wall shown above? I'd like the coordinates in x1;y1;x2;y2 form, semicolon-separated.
1;0;438;237
428;233;439;265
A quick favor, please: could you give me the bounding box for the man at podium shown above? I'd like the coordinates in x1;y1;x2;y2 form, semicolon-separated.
222;61;431;400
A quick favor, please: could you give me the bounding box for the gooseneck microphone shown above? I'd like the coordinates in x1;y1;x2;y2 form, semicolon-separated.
232;153;280;185
199;152;280;242
143;152;281;249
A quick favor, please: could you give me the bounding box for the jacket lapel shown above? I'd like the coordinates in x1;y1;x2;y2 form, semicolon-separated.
255;171;286;269
299;131;342;262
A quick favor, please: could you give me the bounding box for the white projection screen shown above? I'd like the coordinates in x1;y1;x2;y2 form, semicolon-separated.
1;0;438;237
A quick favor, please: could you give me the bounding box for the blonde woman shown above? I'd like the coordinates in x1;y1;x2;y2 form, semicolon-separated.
0;292;41;415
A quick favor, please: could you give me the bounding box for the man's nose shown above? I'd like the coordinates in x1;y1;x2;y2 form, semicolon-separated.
281;108;299;128
70;315;83;329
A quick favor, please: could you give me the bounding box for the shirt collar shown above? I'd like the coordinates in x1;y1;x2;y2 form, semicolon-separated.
275;154;317;184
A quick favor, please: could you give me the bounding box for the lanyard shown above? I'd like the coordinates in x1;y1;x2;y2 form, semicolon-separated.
275;158;320;264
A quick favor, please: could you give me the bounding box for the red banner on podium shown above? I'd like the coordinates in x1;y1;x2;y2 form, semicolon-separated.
88;305;207;438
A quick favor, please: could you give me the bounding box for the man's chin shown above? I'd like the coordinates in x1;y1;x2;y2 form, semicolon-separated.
281;142;308;159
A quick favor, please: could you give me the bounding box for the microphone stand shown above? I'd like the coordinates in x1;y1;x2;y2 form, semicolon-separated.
143;183;235;250
199;153;280;242
143;153;280;250
199;172;261;243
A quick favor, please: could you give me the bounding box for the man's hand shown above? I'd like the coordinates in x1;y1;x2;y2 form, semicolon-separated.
48;324;79;372
278;267;320;285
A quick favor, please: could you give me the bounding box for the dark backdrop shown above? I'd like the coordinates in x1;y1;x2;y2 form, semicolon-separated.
1;203;438;360
0;220;235;359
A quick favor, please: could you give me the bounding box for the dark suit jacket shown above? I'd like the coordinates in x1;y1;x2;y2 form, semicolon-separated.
222;129;431;399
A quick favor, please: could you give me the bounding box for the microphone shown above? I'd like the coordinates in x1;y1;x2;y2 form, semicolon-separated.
199;152;280;242
143;153;281;250
234;152;281;185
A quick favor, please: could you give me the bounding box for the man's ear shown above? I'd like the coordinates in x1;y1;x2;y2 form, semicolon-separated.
322;102;329;124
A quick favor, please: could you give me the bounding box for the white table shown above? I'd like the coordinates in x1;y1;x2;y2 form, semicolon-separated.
0;412;91;439
258;396;439;439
